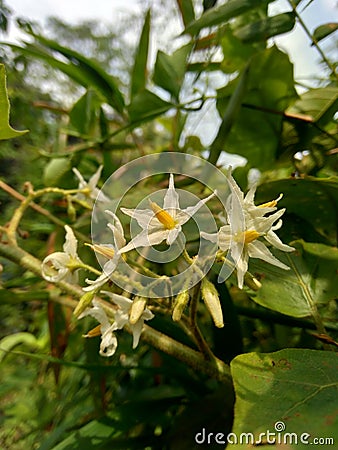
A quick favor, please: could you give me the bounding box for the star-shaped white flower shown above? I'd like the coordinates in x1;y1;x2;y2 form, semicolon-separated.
119;174;216;253
78;299;118;357
72;165;109;205
102;292;154;348
83;211;126;292
201;170;294;289
41;225;81;283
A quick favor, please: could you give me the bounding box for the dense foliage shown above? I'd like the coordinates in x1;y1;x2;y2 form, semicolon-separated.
0;1;337;449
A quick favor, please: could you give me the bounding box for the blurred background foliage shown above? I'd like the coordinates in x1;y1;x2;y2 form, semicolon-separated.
0;0;337;448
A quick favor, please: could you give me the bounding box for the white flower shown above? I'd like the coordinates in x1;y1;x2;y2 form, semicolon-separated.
201;170;294;289
83;211;126;292
102;292;154;348
78;299;118;357
72;165;109;204
119;174;216;253
41;225;81;283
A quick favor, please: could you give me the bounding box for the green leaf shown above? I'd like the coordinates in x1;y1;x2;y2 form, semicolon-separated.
208;62;250;166
217;46;298;170
313;23;338;43
231;349;338;448
50;418;117;450
128;89;172;124
250;240;338;318
0;64;28;140
184;0;270;35
255;176;338;245
287;86;338;127
4;36;125;114
130;10;151;99
43;157;71;186
220;27;257;73
176;0;195;28
69;89;101;136
153;44;192;101
0;332;40;362
234;12;295;42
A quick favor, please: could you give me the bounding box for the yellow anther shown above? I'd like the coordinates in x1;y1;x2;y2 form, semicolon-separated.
83;324;102;338
149;200;176;229
85;243;115;258
243;230;260;244
258;193;283;208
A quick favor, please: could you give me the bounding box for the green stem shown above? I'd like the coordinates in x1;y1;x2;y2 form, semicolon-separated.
0;242;232;385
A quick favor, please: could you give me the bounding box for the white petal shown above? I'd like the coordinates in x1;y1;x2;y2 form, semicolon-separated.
107;223;126;249
248;240;290;270
218;226;232;251
103;292;132;312
163;174;180;210
78;299;110;326
244;184;257;205
41;252;70;282
229;193;245;234
120;207;154;229
88;165;103;190
166;226;181;245
255;209;286;233
72;167;86;188
200;231;218;243
264;230;295;252
178;190;216;225
63;225;78;257
99;325;118;357
233;248;248;289
131;319;143;348
227;169;244;204
119;228;167;253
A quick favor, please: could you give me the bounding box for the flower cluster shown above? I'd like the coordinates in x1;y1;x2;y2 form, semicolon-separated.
41;168;294;357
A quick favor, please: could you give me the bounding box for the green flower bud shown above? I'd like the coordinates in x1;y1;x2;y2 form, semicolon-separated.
73;291;95;317
172;290;190;322
201;278;224;328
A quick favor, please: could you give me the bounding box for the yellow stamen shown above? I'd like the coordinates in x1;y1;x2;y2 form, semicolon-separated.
258;193;283;208
149;200;176;230
243;230;260;244
83;324;102;338
85;243;115;258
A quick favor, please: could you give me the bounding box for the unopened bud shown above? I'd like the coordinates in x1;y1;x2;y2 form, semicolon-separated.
172;290;190;322
129;297;147;325
244;272;262;291
201;278;224;328
74;291;95;317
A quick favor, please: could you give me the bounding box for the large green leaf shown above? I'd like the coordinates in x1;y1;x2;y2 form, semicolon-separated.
128;89;172;124
255;176;338;245
130;10;151;99
217;46;298;170
234;12;295;42
286;86;338;127
249;240;338;318
153;44;192;101
184;0;270;35
230;349;338;449
221;27;257;73
0;64;28;140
